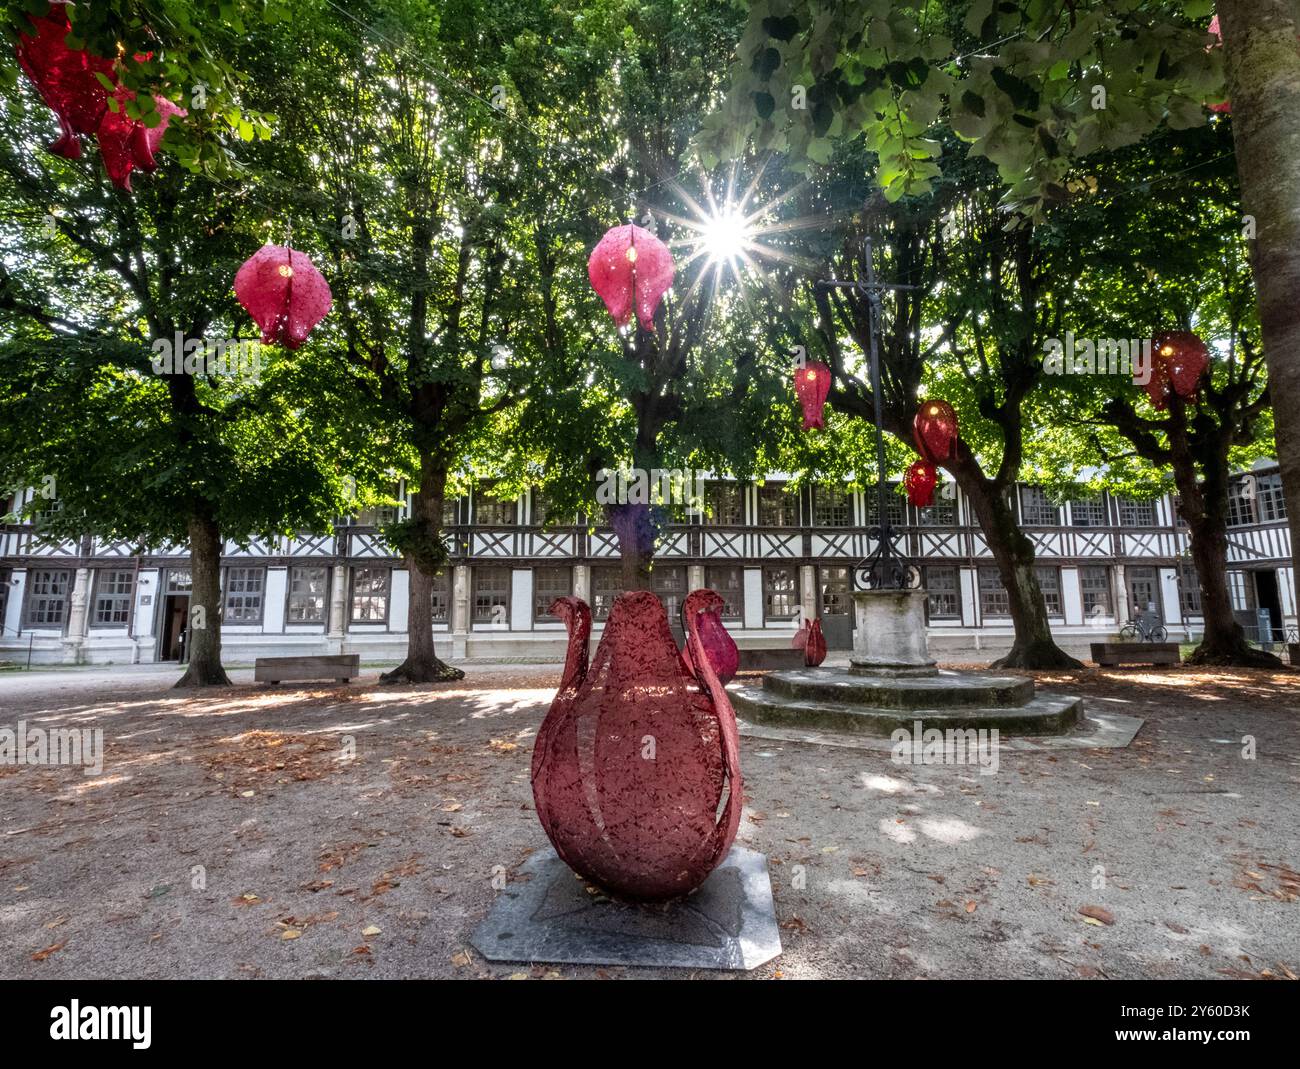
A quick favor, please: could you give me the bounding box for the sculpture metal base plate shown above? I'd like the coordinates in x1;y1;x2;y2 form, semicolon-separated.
470;846;781;971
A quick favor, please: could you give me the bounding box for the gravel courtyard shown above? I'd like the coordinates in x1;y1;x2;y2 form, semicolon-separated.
1;662;1297;980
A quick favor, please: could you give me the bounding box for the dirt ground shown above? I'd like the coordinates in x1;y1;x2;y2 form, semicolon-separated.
1;662;1298;979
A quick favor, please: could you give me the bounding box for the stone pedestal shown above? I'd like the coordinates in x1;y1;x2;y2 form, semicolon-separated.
850;588;936;676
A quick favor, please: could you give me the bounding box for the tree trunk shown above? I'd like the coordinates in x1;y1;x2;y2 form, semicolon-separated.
1184;516;1281;666
959;471;1083;669
174;512;231;688
1219;0;1300;635
381;459;464;684
612;505;655;591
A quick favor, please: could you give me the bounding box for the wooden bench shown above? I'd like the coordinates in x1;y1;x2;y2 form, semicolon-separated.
1090;642;1180;668
254;654;360;684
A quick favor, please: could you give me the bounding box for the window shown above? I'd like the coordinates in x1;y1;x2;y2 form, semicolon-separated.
473;565;511;625
865;488;905;528
355;505;399;526
1118;498;1158;527
1079;565;1112;617
350;567;390;623
475;487;517;526
25;568;71;627
223;567;265;624
92;569;134;626
165;568;192;593
820;565;852;617
530;489;560;527
917;495;956;526
763;565;800;622
705;482;744;526
592;566;622;622
651;565;687;620
705;565;744;620
287;566;328;624
430;571;450;624
1034;565;1062;615
758;483;798;527
1228;570;1255;612
443;497;460;526
924;566;960;619
978;567;1009;617
1019;487;1061;526
1070;496;1108;527
812;485;851;527
1257;473;1287;522
1178;561;1202;615
534;566;572;622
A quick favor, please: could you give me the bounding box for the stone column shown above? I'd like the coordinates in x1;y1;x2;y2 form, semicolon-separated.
1113;565;1129;627
573;564;591;604
850;588;937;676
327;564;347;653
451;564;471;658
62;566;91;665
687;564;705;592
799;564;817;624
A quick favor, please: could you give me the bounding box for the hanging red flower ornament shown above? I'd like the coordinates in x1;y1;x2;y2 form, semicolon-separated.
904;459;938;507
15;7;186;190
234;245;333;349
913;399;959;463
1145;331;1209;409
531;591;742;900
794;360;832;430
587;224;674;331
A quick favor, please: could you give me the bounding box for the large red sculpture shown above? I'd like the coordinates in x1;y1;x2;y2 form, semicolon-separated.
793;360;832;430
1146;331;1209;410
587;224;675;331
234;244;333;349
913;399;959;463
531;590;743;900
16;7;185;190
680;594;739;685
791;618;827;666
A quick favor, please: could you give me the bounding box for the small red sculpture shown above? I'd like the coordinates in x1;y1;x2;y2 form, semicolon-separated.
1207;16;1231;113
16;7;185;190
531;590;743;900
913;399;959;463
905;459;938;507
680;592;739;685
1146;331;1209;409
791;618;827;666
234;244;333;349
794;360;831;429
587;224;675;331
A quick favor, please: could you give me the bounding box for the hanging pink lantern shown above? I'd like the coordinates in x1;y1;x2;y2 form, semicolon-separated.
1206;16;1232;113
531;591;742;900
234;245;333;349
15;7;114;159
905;459;938;507
587;223;674;331
794;360;832;429
913;399;959;463
680;590;739;685
1153;331;1209;400
98;93;187;191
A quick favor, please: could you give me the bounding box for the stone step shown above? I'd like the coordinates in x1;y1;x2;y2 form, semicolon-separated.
730;684;1083;737
760;668;1035;710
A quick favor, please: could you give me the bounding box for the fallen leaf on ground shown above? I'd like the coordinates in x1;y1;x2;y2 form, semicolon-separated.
1079;905;1114;926
362;925;382;937
31;940;67;961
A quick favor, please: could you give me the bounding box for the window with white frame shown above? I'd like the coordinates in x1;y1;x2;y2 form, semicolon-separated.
705;565;744;620
812;485;851;527
475;487;517;526
287;566;328;623
865;488;906;527
350;567;390;623
705;482;744;525
533;566;572;622
819;565;852;617
758;483;798;527
92;569;134;626
917;494;956;526
24;568;70;627
1035;566;1062;615
1019;487;1061;526
1178;561;1202;615
430;570;450;624
924;565;960;619
762;565;800;621
1079;565;1112;617
1257;473;1287;522
651;565;687;620
1118;497;1158;527
473;566;511;625
978;567;1010;617
223;567;265;624
1069;496;1108;527
592;566;622;622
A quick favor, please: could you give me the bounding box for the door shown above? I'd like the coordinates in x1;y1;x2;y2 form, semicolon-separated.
1254;569;1283;641
819;565;854;649
1126;566;1161;621
159;594;190;661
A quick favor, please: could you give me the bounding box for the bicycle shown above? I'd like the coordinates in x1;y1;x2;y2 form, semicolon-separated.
1119;615;1167;643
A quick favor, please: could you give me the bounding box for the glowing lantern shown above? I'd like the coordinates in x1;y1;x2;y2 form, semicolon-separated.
913;399;959;463
234;245;333;349
904;459;938;507
1146;331;1209;409
681;592;739;685
587;223;674;330
794;360;832;430
532;590;742;900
